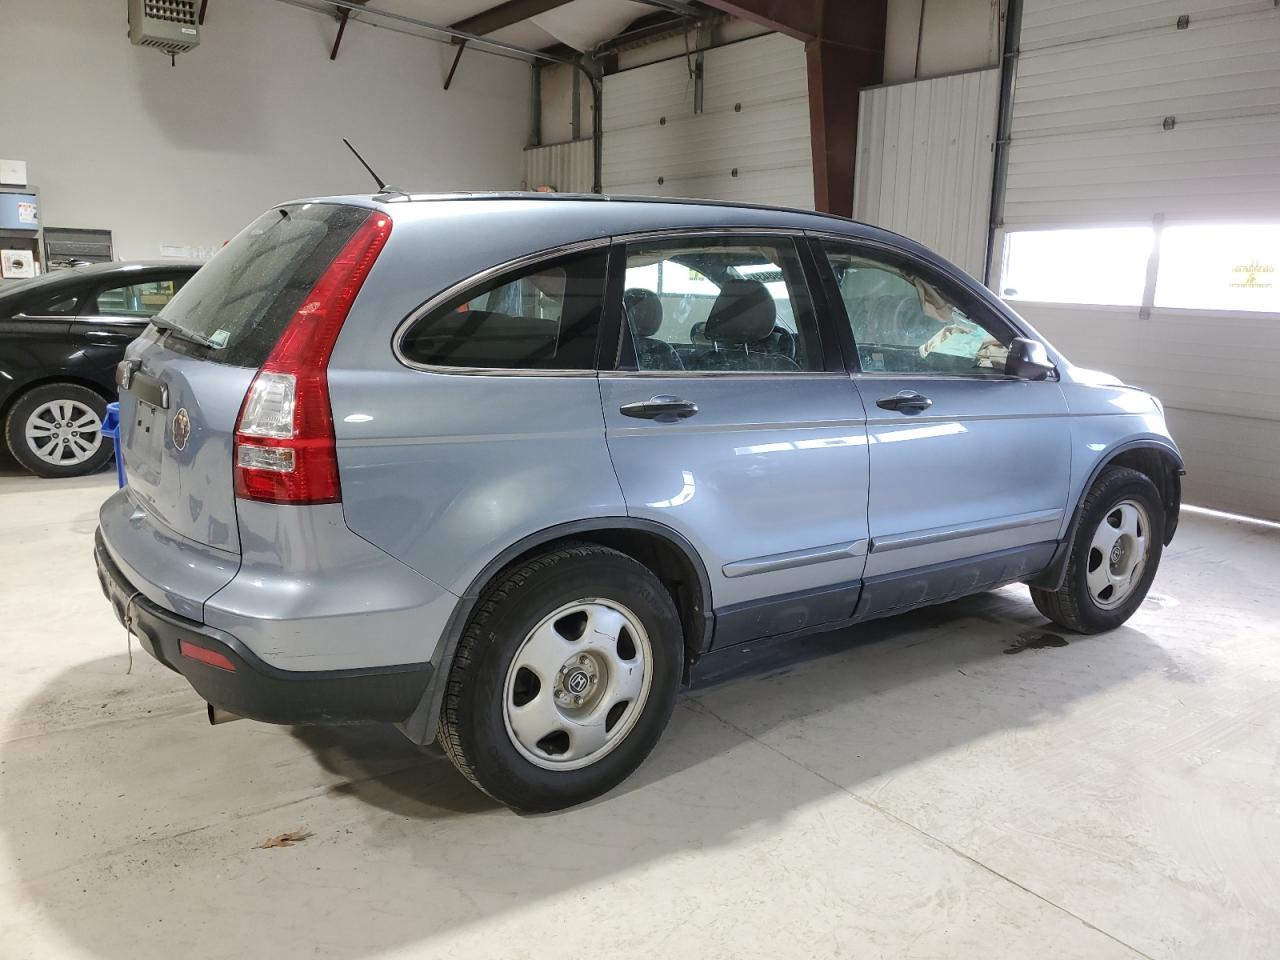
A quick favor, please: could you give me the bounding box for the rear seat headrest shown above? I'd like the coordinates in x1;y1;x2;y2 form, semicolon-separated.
623;288;664;338
704;279;776;346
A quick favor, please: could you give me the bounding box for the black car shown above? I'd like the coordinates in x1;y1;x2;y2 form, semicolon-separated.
0;260;201;477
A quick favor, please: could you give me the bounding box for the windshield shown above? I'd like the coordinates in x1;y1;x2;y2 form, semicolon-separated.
155;202;369;366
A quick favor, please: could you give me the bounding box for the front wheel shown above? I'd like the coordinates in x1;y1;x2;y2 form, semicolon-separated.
4;383;113;478
1032;466;1165;633
438;543;683;812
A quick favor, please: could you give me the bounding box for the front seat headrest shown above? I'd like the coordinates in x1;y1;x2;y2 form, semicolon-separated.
623;288;664;338
704;279;777;345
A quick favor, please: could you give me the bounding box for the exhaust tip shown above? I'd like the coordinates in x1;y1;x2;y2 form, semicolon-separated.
207;703;243;725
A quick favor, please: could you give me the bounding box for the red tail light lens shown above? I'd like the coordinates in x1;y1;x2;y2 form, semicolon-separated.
234;210;392;504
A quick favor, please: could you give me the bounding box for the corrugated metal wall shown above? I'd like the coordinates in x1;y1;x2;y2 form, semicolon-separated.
601;33;814;208
854;68;1001;277
1002;1;1280;519
523;140;595;194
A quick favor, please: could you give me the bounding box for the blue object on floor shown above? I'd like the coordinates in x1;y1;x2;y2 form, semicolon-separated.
103;401;125;487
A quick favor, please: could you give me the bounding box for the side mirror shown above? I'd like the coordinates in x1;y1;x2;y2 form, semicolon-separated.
1005;337;1055;381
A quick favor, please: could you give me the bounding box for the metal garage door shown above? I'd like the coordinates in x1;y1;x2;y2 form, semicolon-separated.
997;0;1280;520
601;32;814;208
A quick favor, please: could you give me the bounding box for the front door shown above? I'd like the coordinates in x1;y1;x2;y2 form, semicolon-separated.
814;239;1071;596
597;233;871;647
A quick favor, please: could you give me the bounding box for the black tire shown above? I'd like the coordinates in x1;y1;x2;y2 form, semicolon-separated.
4;383;113;479
438;542;683;812
1032;466;1165;633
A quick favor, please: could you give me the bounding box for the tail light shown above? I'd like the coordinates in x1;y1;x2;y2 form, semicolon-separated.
234;211;392;504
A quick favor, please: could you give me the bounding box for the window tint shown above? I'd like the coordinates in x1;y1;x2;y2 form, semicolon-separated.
620;236;819;373
92;277;188;318
822;243;1011;376
400;249;607;370
7;286;84;317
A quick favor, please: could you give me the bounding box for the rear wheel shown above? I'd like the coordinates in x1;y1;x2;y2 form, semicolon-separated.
438;543;683;811
4;383;112;478
1032;466;1164;633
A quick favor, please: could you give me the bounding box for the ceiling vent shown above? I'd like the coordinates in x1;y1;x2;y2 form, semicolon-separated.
128;0;200;56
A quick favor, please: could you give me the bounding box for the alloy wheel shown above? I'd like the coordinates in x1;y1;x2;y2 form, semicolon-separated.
24;400;103;466
503;598;653;771
1086;498;1150;609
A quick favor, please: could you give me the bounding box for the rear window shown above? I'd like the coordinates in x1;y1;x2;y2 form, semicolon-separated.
155;203;368;366
399;249;608;371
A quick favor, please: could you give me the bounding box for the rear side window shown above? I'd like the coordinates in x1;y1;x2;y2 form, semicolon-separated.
399;249;608;371
156;203;368;366
91;277;188;318
7;285;84;317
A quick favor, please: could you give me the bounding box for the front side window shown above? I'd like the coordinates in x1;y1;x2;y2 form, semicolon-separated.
92;277;187;318
619;236;820;373
400;249;608;370
822;242;1012;376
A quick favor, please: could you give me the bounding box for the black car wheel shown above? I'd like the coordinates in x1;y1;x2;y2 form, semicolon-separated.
1031;466;1165;633
5;383;113;478
438;542;683;812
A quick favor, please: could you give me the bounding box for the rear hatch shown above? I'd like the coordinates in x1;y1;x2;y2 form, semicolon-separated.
118;202;375;552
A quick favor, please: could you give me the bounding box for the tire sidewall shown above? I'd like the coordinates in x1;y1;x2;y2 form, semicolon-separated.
5;384;113;479
458;551;682;811
1069;471;1165;631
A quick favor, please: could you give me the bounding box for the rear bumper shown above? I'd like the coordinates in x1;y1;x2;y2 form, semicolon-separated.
95;529;433;725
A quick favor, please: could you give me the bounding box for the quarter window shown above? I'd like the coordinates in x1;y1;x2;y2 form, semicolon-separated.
619;236;820;373
821;243;1012;377
400;250;608;370
92;278;187;318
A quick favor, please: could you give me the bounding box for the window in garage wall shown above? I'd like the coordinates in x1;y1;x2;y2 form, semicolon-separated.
998;226;1154;306
1155;224;1280;314
1000;223;1280;314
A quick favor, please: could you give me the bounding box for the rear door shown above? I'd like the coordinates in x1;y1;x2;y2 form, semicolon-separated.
598;232;871;647
117;203;371;553
813;238;1071;588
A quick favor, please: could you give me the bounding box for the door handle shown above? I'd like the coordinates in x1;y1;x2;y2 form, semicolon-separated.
620;395;699;422
876;391;933;414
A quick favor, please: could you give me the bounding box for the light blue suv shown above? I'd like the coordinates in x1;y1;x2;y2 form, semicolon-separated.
95;194;1183;810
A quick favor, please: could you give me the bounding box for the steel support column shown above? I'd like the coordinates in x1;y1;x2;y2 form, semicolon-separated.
700;0;886;216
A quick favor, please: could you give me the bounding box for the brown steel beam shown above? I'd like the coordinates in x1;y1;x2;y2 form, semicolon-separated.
449;0;574;37
807;38;880;216
698;0;884;48
698;0;886;216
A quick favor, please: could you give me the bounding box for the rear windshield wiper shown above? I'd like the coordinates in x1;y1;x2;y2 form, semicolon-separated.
151;318;221;350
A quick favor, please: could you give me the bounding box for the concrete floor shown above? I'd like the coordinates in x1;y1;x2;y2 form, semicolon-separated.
1;466;1278;960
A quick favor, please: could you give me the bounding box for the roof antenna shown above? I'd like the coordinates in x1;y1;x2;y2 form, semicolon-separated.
343;138;389;192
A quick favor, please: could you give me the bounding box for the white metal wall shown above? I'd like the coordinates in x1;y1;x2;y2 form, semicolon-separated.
601;33;814;208
1003;1;1280;519
854;68;1001;277
523;140;595;194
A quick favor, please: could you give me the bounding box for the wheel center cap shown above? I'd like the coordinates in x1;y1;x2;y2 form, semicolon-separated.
565;669;591;695
1110;541;1124;566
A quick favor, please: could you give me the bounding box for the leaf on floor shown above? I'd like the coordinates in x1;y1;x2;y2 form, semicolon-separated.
258;829;314;849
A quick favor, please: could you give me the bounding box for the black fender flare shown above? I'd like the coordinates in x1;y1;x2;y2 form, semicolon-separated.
398;517;715;745
1028;439;1185;592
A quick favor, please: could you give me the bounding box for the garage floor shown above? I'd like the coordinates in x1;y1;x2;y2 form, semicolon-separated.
1;467;1278;960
